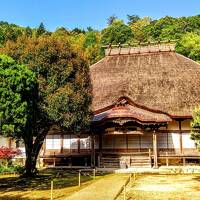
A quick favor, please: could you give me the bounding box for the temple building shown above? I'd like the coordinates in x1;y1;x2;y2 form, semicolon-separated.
39;42;200;168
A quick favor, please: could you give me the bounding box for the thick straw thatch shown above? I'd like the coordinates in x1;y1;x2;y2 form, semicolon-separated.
90;44;200;118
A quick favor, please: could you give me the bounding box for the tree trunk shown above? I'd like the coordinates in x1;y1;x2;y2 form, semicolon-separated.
23;126;50;177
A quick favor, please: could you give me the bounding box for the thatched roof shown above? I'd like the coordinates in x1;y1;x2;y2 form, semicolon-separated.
93;97;172;124
90;43;200;120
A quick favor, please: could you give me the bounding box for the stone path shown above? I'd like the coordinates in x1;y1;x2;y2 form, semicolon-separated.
65;174;128;200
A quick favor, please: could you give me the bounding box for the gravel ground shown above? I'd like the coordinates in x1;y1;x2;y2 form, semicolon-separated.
117;174;200;200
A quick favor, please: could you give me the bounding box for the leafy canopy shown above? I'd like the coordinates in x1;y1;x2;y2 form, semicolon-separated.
191;106;200;150
101;20;133;45
0;54;37;138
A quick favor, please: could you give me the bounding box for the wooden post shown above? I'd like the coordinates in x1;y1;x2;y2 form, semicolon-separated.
126;134;128;153
166;152;169;167
91;133;95;167
51;180;53;200
53;152;56;167
123;184;126;200
98;134;102;167
93;168;96;179
60;134;64;154
183;158;186;166
178;120;183;154
153;130;158;168
43;138;46;156
77;135;80;153
149;148;152;167
78;170;81;186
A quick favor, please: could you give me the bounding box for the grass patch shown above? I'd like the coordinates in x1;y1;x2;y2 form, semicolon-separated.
0;168;109;200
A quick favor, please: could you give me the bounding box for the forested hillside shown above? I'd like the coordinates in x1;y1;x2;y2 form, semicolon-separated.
0;14;200;64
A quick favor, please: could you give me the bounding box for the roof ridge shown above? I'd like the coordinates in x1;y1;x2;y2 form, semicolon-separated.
104;40;176;56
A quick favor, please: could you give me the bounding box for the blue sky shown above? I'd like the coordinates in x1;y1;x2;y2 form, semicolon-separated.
1;0;200;31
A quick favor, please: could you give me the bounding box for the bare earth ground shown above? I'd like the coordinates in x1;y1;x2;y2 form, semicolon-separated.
66;174;128;200
118;174;200;200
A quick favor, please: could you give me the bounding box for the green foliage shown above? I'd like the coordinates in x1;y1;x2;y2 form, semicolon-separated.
0;164;25;174
0;54;37;138
101;20;133;45
191;106;200;150
176;32;200;63
0;35;92;176
36;22;46;37
127;14;140;25
130;17;151;41
143;15;200;41
0;21;24;45
107;15;118;25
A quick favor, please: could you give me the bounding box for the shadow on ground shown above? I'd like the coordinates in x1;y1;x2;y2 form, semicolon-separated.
193;176;200;182
0;194;47;200
0;168;106;192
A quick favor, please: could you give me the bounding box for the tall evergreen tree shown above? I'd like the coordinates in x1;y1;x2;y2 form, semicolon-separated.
36;22;46;37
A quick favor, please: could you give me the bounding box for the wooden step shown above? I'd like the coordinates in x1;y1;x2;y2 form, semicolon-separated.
100;155;151;168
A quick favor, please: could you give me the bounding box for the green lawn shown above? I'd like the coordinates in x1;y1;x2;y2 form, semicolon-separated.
0;168;108;200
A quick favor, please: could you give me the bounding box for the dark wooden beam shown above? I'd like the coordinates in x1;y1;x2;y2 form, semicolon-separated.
91;133;95;167
77;135;80;153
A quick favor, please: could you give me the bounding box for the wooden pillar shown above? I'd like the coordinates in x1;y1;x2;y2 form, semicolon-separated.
43;138;46;156
98;134;102;167
60;134;64;154
178;120;183;154
153;130;158;168
139;135;141;152
91;133;95;167
99;134;102;153
126;134;128;152
77;135;80;153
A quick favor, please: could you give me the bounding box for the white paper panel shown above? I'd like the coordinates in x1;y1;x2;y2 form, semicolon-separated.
182;133;195;148
46;135;53;149
46;135;61;150
168;133;180;148
63;135;70;149
80;135;90;149
70;136;78;149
